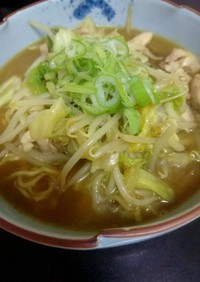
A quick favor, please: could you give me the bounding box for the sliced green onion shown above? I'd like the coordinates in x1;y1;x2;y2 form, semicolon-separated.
95;74;121;113
74;57;98;77
26;25;167;119
53;29;76;53
49;50;67;69
117;80;135;107
66;39;86;58
100;37;129;59
61;83;96;95
129;75;158;106
122;107;140;135
76;94;107;116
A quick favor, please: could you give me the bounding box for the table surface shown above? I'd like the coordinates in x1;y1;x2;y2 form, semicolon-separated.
1;1;200;281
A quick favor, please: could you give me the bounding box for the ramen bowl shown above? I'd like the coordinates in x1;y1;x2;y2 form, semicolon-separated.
0;0;200;250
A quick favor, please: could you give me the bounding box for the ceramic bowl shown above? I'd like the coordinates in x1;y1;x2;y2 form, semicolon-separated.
0;0;200;249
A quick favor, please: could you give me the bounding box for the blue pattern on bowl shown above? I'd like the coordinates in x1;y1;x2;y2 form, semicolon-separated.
73;0;115;21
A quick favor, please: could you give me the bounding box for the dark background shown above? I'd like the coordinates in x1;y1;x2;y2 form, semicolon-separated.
1;1;200;281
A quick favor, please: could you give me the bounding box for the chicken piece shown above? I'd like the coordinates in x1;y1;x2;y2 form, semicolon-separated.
161;48;200;75
20;131;34;152
190;73;200;111
40;43;49;57
181;105;195;122
179;104;197;130
74;16;98;35
129;32;153;47
128;32;162;60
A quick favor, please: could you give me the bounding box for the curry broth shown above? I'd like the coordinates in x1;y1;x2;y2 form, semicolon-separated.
0;28;200;231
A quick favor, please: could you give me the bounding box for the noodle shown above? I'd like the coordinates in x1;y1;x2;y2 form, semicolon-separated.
66;114;94;137
0;111;36;144
113;165;158;206
5;143;55;167
89;139;128;158
118;132;156;144
67;160;91;186
60;113;121;188
148;123;177;171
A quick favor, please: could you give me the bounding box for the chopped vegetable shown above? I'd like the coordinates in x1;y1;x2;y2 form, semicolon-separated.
134;168;174;201
26;21;183;137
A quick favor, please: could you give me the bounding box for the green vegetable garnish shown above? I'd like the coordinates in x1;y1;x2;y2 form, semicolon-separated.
26;62;50;95
25;25;168;135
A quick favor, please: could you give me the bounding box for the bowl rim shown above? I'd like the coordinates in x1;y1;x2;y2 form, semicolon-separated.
1;203;200;249
164;0;200;16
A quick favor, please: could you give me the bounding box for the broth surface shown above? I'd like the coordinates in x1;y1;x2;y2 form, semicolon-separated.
0;28;200;231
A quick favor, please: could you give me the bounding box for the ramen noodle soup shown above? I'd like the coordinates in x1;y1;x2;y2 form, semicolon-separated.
0;18;200;231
